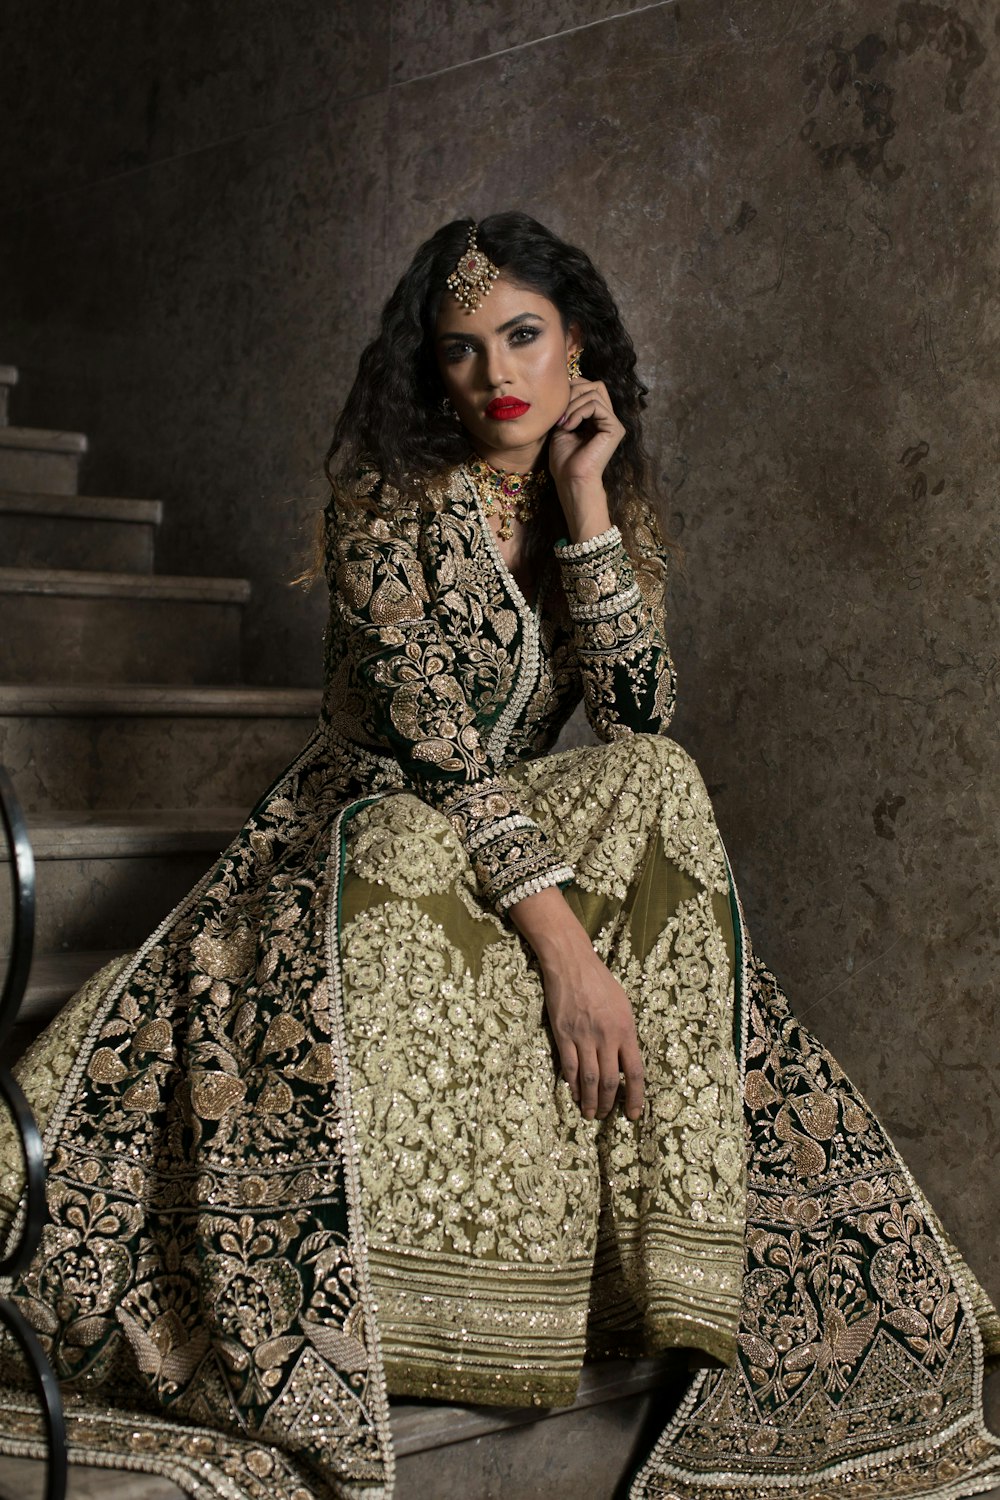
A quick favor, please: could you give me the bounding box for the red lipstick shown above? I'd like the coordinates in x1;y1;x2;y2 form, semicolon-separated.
485;397;531;420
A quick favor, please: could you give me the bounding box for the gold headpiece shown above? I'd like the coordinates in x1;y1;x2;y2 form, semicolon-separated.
446;226;500;314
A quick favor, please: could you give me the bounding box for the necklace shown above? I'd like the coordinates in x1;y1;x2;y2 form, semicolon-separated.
466;455;550;540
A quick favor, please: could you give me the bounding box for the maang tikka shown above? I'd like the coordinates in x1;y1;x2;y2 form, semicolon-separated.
446;225;500;313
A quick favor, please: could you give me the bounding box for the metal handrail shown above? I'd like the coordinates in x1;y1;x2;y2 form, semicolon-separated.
0;767;67;1500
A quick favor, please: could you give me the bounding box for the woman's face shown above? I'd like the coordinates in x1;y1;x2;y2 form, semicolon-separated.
434;275;580;472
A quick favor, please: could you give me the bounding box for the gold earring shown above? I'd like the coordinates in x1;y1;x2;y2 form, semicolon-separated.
567;350;583;380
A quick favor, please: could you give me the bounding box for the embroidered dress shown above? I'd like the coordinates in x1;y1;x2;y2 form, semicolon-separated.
0;462;997;1500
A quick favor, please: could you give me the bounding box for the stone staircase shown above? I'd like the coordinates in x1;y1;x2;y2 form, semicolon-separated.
0;362;319;1059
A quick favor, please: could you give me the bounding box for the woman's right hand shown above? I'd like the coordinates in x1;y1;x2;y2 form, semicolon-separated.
508;885;644;1122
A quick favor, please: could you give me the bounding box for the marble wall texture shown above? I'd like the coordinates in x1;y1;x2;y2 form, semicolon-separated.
2;1;997;1300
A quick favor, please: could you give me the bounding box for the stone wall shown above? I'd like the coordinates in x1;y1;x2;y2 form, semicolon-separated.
2;1;997;1300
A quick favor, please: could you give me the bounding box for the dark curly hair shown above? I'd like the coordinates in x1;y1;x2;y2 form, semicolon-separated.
328;211;652;497
300;212;672;583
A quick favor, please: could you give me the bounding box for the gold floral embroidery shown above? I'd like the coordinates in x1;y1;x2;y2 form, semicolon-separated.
0;460;996;1500
0;733;395;1495
518;735;728;899
348;794;472;900
629;955;1000;1498
338;744;745;1403
556;521;677;742
321;466;678;906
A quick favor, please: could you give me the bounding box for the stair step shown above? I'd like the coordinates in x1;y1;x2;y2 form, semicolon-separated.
0;569;249;684
0;566;249;603
0;427;87;454
0;491;162;523
392;1354;678;1456
7;807;244;860
0;364;17;426
0;807;244;953
0;1456;178;1500
5;948;128;1059
0;426;87;494
0;684;319;714
0;491;162;571
0;683;319;812
22;948;126;1018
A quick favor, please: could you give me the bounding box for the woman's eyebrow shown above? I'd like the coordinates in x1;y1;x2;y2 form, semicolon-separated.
436;313;544;344
495;312;544;333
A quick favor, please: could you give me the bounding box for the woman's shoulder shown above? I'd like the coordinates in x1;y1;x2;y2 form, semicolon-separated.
327;464;398;514
330;460;468;518
325;463;465;555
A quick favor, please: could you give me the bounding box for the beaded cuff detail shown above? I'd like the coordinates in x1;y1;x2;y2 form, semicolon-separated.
496;864;576;911
555;524;622;560
565;583;644;623
556;526;677;740
557;531;643;631
441;780;573;908
465;812;538;853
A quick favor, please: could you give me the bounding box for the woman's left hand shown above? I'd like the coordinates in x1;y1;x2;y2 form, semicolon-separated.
548;378;625;540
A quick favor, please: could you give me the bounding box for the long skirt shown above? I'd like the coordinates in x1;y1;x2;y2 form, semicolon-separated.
0;732;998;1499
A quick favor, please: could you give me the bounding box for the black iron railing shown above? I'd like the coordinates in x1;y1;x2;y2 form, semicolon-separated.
0;767;67;1500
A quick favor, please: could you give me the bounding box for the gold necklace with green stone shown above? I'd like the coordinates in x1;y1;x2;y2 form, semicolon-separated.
467;455;551;540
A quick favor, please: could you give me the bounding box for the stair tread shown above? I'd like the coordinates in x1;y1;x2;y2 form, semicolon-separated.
391;1355;677;1457
0;490;162;524
2;806;246;860
0;1458;181;1500
0;682;319;716
0;565;250;603
0;424;87;454
23;948;127;1004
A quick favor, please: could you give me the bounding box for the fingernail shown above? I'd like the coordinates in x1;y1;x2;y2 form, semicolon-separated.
556;413;568;427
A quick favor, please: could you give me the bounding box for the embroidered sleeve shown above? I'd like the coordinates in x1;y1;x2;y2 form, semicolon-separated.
328;490;573;909
555;514;677;741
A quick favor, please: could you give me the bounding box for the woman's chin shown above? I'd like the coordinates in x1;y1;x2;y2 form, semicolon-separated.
471;422;552;463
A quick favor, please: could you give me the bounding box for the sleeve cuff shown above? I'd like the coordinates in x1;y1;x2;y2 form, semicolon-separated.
440;778;575;910
495;864;576;911
555;524;622;559
556;527;643;626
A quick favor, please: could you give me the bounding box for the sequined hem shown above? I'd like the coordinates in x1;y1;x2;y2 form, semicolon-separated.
382;1360;582;1410
630;1417;1000;1500
588;1215;746;1370
368;1243;591;1408
0;1386;384;1499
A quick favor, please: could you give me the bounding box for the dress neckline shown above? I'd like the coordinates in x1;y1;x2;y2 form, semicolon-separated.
460;462;547;620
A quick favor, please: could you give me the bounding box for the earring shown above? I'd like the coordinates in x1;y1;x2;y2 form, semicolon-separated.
567;350;583;380
441;396;456;418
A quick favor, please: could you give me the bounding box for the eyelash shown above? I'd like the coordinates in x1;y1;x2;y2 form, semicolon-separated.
443;326;540;364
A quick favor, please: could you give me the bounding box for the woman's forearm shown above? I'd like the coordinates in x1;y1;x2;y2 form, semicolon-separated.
507;884;591;966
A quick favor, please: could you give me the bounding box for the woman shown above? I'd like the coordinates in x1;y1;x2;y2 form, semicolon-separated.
0;212;997;1500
